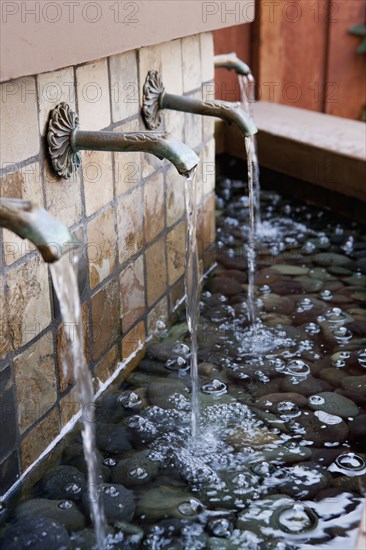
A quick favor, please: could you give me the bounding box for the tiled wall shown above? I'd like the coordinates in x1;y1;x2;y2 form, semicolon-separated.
0;33;216;496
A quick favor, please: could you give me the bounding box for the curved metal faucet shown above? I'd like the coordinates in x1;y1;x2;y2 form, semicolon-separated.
214;53;251;76
47;103;199;179
0;198;79;262
142;71;257;137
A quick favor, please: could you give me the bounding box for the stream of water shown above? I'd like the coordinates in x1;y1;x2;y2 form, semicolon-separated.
50;254;106;550
184;168;201;442
240;74;262;229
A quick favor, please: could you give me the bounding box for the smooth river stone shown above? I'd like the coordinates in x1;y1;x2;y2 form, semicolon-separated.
270;280;305;295
318;367;347;387
148;380;190;409
262;445;312;464
95;423;132;454
256;392;308;411
280;375;332;396
137;486;204;521
272;264;310;276
341;375;366;394
148;341;189;362
276;462;331;500
15;498;85;532
256;268;281;286
307;392;359;418
348;414;366;448
261;294;295;315
296;276;324;292
206;277;243;296
328;266;353;277
111;450;160;487
91;484;136;523
294;411;349;446
315;253;353;268
37;465;86;502
1;517;71;550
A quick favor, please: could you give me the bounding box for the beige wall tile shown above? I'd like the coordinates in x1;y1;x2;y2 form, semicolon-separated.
182;35;201;93
117;187;143;264
0;276;11;360
0;77;39;164
82;150;114;216
1;163;43;265
21;407;60;470
120;256;145;332
94;345;119;390
122;321;146;364
87;207;116;289
44;162;82;228
37;67;76;136
184;91;203;149
14;333;56;434
161;39;183;95
59;386;79;427
200;33;214;82
114;119;142;195
202;138;216;196
144;172;165;242
57;302;90;393
139;43;162;104
164;109;185;142
145;238;167;306
91;279;120;362
76;59;110;131
147;297;169;337
166;168;185;227
166;221;186;286
6;256;51;348
109;50;139;123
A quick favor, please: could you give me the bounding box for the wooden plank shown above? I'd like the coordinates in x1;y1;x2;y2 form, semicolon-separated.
213;24;251;101
255;0;329;111
326;0;366;120
217;101;366;202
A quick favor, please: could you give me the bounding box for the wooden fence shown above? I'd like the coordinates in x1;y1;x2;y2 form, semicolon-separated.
214;0;366;120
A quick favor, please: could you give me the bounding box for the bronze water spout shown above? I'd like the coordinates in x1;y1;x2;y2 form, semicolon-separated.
0;198;79;262
47;103;200;179
214;53;251;76
141;71;257;137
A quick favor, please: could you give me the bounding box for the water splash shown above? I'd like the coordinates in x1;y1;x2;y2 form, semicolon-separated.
50;254;106;549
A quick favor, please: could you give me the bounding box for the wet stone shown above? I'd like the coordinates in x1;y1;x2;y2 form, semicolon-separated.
336;388;366;407
95;392;129;424
148;341;191;363
206;276;243;297
261;445;312;464
1;517;71;550
293;411;349;446
261;294;294;315
256;392;308;412
348;414;366;448
341;374;366;394
307;392;359;418
280;375;332;396
315;253;353;268
276;462;331;500
272;265;310;276
296;276;324;293
15;498;85;532
111;450;160;487
136;486;204;521
328;266;353;276
37;465;86;502
148;379;190;409
95;423;132;454
84;483;136;523
318;367;347;387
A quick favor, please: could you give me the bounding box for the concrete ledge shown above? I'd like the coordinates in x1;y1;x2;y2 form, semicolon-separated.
217;101;366;202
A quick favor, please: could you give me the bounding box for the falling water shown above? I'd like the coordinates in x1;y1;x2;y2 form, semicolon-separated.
50;253;106;549
184;168;201;441
245;136;257;326
240;74;262;228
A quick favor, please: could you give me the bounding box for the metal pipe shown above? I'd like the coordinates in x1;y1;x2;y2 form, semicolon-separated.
142;70;257;137
214;53;251;76
0;198;79;263
47;103;199;179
